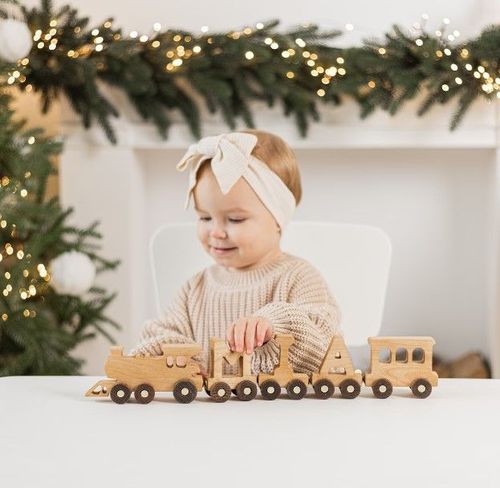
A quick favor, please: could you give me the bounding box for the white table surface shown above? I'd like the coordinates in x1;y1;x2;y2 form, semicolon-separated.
0;376;499;488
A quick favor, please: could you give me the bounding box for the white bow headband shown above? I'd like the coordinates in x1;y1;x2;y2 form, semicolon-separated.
176;132;296;231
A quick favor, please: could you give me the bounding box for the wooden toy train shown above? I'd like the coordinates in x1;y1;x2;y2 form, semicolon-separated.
86;334;438;404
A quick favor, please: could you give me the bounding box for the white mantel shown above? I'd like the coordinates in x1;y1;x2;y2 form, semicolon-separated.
57;88;500;377
61;91;499;149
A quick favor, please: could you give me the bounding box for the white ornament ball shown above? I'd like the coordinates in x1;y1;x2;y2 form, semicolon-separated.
0;19;33;62
49;251;96;296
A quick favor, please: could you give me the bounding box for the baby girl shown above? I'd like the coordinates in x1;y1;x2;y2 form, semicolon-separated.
130;129;341;376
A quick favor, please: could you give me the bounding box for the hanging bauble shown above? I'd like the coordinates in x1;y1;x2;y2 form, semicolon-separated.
49;251;96;296
0;18;33;62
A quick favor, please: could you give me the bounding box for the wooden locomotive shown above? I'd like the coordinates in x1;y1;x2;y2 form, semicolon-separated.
86;343;204;404
86;333;438;403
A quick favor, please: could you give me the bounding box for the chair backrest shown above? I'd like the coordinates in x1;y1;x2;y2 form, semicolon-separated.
150;221;392;346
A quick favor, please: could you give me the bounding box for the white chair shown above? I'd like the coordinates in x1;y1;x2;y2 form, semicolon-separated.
150;221;392;346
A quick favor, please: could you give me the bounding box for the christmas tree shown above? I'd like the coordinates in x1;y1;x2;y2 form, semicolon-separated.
0;1;120;375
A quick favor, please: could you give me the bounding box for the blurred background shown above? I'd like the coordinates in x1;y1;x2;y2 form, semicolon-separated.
1;0;498;377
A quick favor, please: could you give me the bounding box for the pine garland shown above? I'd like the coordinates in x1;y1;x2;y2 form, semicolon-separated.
1;0;497;144
0;0;500;142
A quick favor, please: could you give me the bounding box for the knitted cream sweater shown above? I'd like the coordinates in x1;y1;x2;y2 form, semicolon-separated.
129;252;342;374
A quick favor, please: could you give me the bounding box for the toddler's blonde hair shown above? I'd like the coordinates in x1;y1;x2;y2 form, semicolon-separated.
198;129;302;206
241;129;302;206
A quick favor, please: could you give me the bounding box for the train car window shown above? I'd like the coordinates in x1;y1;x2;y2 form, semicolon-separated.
335;351;342;359
412;348;425;363
378;347;391;363
176;356;187;368
395;348;408;363
166;355;174;368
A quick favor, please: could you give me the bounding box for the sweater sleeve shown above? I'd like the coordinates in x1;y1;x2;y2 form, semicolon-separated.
250;263;342;375
128;279;197;357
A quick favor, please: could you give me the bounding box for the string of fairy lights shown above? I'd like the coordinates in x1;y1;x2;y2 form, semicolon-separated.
4;18;347;98
3;13;499;103
1;134;49;323
409;15;500;97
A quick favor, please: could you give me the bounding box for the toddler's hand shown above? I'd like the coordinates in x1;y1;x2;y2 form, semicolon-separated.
227;316;273;355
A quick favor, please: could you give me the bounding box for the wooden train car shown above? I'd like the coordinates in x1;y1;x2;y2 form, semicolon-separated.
310;335;363;399
364;337;438;399
86;333;438;404
86;343;204;403
258;334;309;400
205;337;258;402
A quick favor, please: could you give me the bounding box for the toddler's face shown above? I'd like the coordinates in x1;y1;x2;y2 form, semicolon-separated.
193;165;282;271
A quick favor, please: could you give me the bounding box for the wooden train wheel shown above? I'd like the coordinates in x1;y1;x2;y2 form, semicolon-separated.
411;378;432;398
110;384;131;404
339;379;361;399
372;379;393;399
134;383;155;404
260;379;281;400
313;379;334;399
209;382;231;403
173;380;197;403
286;379;307;400
235;380;257;401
